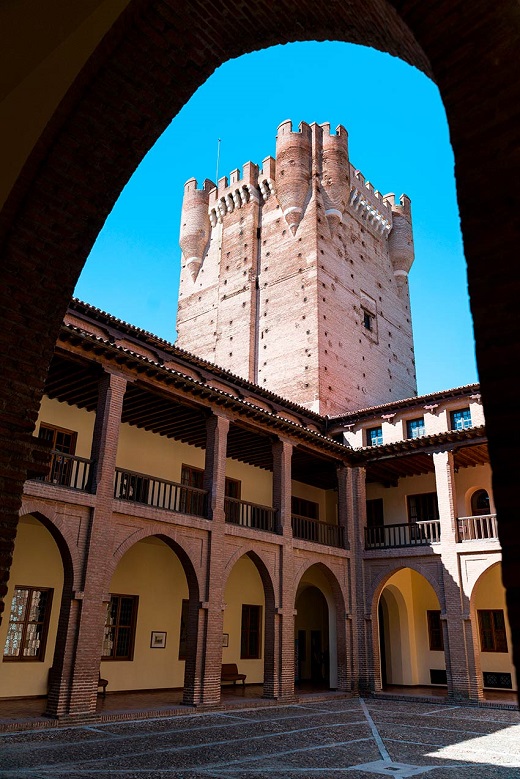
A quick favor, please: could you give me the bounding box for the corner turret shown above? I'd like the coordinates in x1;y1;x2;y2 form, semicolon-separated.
386;193;415;281
275;120;312;235
179;178;214;281
320;123;350;226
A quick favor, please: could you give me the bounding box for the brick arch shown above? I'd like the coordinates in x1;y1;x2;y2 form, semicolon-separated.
18;502;79;587
368;564;445;694
0;0;519;695
222;547;277;698
107;528;202;704
294;561;349;691
16;507;78;714
368;563;444;615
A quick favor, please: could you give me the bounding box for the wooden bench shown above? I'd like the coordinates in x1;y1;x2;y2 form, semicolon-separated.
98;675;108;698
221;663;246;686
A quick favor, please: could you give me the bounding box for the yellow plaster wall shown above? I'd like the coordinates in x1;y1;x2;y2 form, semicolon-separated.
0;516;64;698
116;423;205;484
367;473;437;525
472;564;517;689
455;464;495;516
37;396;96;459
100;537;189;691
408;569;445;684
222;556;265;683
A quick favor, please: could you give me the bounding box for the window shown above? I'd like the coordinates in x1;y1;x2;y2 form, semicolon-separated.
102;595;138;660
363;310;373;331
406;417;425;439
3;586;53;661
367;426;383;446
181;464;203;490
366;498;384;528
478;609;508;653
471;489;490;516
291;496;319;520
451;407;472;431
241;604;262;659
407;492;439;523
427;610;444;651
38;423;77;485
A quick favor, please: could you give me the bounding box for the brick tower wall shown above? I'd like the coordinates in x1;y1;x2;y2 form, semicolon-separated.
176;121;417;414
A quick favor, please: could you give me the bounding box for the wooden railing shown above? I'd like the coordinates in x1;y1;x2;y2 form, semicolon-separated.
292;514;345;548
35;450;92;491
114;468;207;517
224;497;276;532
365;520;441;549
457;514;498;542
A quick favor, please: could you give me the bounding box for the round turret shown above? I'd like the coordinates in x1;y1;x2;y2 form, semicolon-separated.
179;178;213;281
275;120;312;235
321;124;349;225
388;194;414;276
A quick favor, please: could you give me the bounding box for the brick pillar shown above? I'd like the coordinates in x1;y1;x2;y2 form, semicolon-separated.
332;465;350;692
434;450;475;700
46;370;127;718
191;411;229;706
271;437;295;700
345;466;371;693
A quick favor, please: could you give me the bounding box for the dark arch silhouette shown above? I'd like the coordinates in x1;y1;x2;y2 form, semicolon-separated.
0;0;518;698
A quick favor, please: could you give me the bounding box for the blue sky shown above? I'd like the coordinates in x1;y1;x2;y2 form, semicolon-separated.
75;41;478;396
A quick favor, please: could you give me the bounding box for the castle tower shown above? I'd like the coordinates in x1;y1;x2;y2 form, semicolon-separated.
176;121;417;414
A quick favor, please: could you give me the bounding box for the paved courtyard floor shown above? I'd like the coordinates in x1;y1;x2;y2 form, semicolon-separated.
1;697;519;779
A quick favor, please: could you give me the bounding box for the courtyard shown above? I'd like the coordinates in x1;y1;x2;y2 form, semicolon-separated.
1;697;519;778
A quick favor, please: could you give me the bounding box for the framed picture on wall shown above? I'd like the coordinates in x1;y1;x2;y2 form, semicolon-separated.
150;631;167;649
222;633;229;647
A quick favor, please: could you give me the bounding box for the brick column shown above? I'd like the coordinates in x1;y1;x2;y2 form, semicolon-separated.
270;437;295;700
47;370;127;718
344;466;370;693
191;411;229;705
434;450;475;700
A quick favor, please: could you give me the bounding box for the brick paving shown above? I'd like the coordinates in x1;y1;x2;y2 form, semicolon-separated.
0;697;519;778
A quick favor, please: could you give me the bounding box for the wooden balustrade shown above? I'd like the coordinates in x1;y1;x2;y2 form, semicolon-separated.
365;520;441;549
291;514;345;548
457;514;498;541
114;468;207;517
224;496;276;532
34;450;92;491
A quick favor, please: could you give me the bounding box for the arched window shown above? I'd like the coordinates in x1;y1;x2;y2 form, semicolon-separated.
471;489;490;516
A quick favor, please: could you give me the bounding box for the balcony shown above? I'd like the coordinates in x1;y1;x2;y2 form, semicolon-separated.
292;514;345;549
224;497;276;533
34;450;92;491
365;520;441;550
114;468;207;517
457;514;498;542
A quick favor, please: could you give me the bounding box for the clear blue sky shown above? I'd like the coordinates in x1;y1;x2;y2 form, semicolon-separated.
75;41;478;396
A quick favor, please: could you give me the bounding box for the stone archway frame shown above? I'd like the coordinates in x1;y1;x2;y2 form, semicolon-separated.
294;560;349;691
0;1;519;700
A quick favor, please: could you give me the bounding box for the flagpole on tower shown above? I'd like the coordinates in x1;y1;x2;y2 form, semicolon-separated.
216;138;221;185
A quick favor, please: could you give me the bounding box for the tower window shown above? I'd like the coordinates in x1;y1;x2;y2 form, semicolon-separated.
363;311;373;331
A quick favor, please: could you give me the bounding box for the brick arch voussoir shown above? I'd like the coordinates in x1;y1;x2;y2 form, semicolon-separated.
294;559;347;614
18;501;78;589
368;563;444;620
109;526;202;601
222;545;276;607
468;559;502;605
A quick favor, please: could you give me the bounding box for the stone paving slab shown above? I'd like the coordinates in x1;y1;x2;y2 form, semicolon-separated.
0;698;519;779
